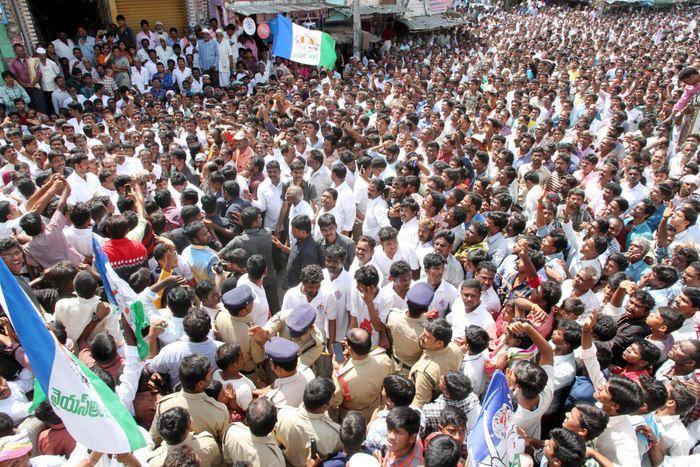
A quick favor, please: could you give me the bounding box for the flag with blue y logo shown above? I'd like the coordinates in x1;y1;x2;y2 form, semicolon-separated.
0;260;145;454
467;370;521;467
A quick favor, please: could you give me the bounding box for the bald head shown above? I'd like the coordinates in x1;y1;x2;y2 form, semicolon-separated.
346;328;371;357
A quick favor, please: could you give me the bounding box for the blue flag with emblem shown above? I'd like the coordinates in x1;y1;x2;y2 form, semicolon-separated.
0;260;145;454
467;370;521;466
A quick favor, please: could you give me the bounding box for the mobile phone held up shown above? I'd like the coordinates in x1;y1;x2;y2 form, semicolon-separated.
332;342;345;365
310;437;318;459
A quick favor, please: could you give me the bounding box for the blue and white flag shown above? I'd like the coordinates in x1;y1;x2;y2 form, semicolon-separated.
93;237;150;360
0;260;146;454
272;14;337;69
467;370;521;467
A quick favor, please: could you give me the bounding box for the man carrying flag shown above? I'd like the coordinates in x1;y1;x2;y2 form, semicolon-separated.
92;237;151;360
0;259;148;457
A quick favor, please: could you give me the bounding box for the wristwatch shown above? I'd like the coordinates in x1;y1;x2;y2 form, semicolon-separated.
90;313;102;323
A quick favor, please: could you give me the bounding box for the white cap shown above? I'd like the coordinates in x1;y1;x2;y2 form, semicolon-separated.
215;29;223;34
233;130;247;141
681;174;700;186
36;47;46;54
195;153;207;162
202;28;211;35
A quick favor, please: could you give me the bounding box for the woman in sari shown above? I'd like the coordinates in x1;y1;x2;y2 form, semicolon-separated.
110;46;131;88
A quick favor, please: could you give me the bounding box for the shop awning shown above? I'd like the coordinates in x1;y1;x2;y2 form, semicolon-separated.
327;2;407;16
399;13;470;31
225;1;329;16
325;26;380;45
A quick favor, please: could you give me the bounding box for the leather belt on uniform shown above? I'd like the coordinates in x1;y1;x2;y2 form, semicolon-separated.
393;357;412;371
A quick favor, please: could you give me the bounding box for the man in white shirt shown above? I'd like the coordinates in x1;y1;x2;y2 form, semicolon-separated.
281;264;337;344
362;178;390;242
313;187;343;241
130;57;151;94
373;226;420;279
417;253;459;317
331;164;356;236
397;198;420;249
447;278;496;342
558;267;601;318
545;320;579;415
173;57;192;90
307;150;333;202
235;255;269;327
510;321;555;440
63;202;97;259
66;153;101;205
579;313;643;466
251;160;284;230
429;230;464;289
322;245;353;343
620;166;649;215
52;32;76;60
285;185;314;248
461;325;490;397
655;380;697;457
474;262;501;318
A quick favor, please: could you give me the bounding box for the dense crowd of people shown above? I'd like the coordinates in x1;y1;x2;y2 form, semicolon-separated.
0;2;700;466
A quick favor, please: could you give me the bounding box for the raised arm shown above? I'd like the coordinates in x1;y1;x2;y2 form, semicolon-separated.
510;320;552;366
580;311;605;388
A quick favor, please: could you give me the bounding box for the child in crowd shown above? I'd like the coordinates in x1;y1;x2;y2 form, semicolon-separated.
424;406;467;463
609;338;661;381
645;306;685;361
489;318;537;373
460;325;489;397
212;343;256;420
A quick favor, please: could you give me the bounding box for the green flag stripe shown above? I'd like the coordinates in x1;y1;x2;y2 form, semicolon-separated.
319;32;337;70
30;355;146;452
29;378;46;413
73;356;146;451
131;301;150;360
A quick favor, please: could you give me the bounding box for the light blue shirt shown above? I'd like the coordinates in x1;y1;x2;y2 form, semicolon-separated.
625;259;651;282
198;39;219;71
77;35;96;63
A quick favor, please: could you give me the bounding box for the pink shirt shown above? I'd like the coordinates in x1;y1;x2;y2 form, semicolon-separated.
673;82;700;114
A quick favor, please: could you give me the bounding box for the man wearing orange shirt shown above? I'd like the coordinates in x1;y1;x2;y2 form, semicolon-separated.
233;130;254;174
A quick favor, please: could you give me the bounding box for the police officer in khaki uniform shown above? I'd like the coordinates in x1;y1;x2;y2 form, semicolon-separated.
249;303;324;368
408;318;463;408
385;282;432;376
222;397;285;467
146;407;222;466
215;284;266;382
331;327;392;421
274;377;342;467
255;337;314;408
149;354;230;446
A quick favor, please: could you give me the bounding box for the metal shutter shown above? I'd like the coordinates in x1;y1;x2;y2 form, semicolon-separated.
113;0;187;36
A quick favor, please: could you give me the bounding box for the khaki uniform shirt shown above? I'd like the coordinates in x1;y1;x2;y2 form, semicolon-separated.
386;309;426;375
149;391;230;446
222;422;285;467
274;405;342;467
146;432;222;466
214;312;266;372
408;342;463;408
331;348;392;420
264;309;325;367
